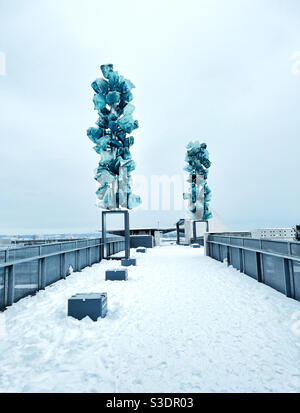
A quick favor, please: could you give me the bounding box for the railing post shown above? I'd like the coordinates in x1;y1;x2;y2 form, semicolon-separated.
4;250;8;305
61;253;66;279
98;240;102;263
7;265;15;306
38;246;42;288
287;242;295;298
41;258;46;289
102;212;107;259
258;239;264;283
256;252;262;283
239;248;244;273
204;233;209;256
87;247;91;267
124;211;130;259
283;258;292;298
75;242;79;271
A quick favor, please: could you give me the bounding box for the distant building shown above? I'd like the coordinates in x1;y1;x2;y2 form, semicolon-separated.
251;228;295;240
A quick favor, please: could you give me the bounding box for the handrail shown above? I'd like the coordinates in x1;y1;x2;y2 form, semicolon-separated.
207;240;300;262
0;237;126;309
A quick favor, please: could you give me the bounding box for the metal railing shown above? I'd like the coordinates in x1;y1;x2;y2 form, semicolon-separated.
207;235;300;302
0;237;125;310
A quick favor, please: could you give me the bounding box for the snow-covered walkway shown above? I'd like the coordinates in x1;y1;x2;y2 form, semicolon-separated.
0;245;299;393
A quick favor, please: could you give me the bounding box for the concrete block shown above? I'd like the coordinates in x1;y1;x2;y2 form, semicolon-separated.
192;244;201;248
130;235;153;248
121;258;136;267
136;247;147;253
105;269;128;281
68;293;107;321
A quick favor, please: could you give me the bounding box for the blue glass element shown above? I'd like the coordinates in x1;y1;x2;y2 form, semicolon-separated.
100;64;114;79
117;114;136;133
96;113;109;129
108;71;119;90
106;91;120;105
123;103;135;116
93;93;106;111
183;141;212;220
92;78;109;95
128;193;142;209
87;127;103;144
87;64;141;210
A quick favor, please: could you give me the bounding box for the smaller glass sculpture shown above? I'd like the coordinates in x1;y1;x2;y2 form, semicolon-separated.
183;141;212;220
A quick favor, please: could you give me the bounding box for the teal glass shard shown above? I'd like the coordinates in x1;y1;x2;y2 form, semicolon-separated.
110;139;122;148
96;184;109;199
108;113;118;121
108;71;119;91
118;114;136;133
92;78;109;95
128;193;141;209
100;64;114;79
98;151;114;165
87;127;103;144
117;187;127;208
125;136;134;147
106;91;120;106
93;135;110;153
119;147;131;160
124;79;135;91
91;81;100;94
101;187;115;209
96;113;109;129
184;165;193;173
122;91;133;103
123;159;135;172
123;103;135;116
95;169;116;186
108;121;118;133
93;93;106;111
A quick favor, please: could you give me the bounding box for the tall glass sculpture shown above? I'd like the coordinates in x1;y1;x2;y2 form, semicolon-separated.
87;64;141;210
183;141;212;221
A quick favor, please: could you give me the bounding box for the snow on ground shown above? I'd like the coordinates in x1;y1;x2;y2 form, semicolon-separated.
0;245;299;393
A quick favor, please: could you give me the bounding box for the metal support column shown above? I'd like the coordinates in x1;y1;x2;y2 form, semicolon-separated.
192;220;209;243
102;210;130;260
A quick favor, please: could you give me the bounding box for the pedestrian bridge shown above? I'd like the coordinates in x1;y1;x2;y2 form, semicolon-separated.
0;245;299;392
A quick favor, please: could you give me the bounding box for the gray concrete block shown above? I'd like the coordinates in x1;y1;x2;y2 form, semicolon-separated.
105;269;128;281
136;247;147;253
68;293;107;321
121;258;136;267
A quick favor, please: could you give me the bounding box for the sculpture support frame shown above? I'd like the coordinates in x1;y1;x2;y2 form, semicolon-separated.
176;219;185;245
193;220;209;242
102;210;130;260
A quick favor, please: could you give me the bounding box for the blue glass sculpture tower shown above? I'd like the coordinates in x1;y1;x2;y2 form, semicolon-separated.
87;64;141;259
183;141;212;239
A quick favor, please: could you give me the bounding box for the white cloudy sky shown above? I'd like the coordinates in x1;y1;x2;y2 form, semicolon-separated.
0;0;300;234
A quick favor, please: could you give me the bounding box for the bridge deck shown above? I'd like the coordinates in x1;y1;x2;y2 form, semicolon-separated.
0;246;299;392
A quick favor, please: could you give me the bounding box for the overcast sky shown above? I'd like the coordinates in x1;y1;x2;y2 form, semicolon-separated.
0;0;300;234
